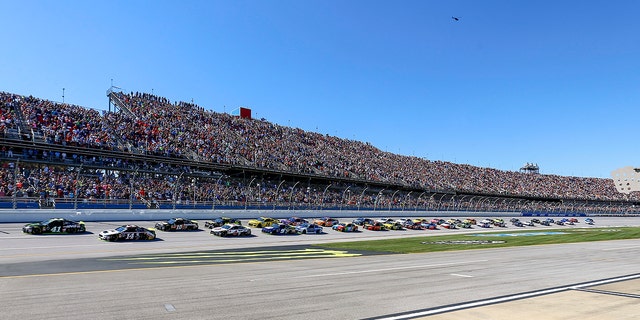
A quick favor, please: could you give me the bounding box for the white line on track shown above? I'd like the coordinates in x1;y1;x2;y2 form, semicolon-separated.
289;260;489;279
601;245;640;251
450;273;474;278
378;273;640;320
0;243;130;250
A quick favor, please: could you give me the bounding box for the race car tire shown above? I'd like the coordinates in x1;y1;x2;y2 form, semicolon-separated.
110;236;118;242
32;228;41;235
301;230;307;234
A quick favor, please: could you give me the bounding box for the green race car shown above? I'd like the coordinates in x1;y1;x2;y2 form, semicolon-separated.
22;218;86;234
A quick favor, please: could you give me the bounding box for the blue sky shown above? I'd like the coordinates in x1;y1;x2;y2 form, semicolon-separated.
1;0;638;178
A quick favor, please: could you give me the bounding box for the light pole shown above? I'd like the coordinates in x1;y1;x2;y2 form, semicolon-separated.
374;189;385;211
173;173;183;210
212;175;226;210
416;191;426;212
288;181;300;210
62;88;65;103
340;186;351;210
321;184;332;210
389;190;399;211
245;177;256;210
358;187;368;211
73;164;83;210
273;180;286;210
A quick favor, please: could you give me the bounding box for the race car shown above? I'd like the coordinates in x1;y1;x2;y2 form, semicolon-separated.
22;218;86;234
210;224;252;237
99;225;156;241
422;222;438;230
352;217;375;226
248;217;280;228
531;218;541;224
262;223;297;235
383;221;405;230
282;216;308;226
402;220;424;230
332;223;358;232
512;220;524;227
478;220;492;228
464;218;477;225
295;223;324;234
492;219;506;227
456;221;473;229
313;217;340;227
204;217;241;228
364;222;387;231
155;217;199;231
568;218;579;223
440;222;456;229
585;218;595;225
539;219;551;226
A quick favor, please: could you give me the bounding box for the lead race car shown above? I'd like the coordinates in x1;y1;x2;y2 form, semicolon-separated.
99;225;156;241
22;218;86;234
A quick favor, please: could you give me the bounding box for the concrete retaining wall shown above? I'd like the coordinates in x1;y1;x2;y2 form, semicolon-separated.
0;209;524;223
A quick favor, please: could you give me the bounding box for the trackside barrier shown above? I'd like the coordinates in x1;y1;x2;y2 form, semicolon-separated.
0;209;524;223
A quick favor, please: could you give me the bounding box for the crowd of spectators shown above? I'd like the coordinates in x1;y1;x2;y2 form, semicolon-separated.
1;162;637;214
1;90;638;211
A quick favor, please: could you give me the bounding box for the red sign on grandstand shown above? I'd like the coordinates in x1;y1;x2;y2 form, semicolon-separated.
240;107;251;119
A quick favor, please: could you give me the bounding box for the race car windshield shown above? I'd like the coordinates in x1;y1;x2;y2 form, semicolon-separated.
221;225;232;230
115;226;126;232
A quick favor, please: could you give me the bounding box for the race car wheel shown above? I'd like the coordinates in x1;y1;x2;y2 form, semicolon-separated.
33;228;42;235
301;230;307;234
110;235;118;242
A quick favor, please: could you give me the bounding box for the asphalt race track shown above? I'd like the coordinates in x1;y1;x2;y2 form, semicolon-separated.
1;216;639;319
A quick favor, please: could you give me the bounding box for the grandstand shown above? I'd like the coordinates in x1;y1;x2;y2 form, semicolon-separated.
1;90;638;214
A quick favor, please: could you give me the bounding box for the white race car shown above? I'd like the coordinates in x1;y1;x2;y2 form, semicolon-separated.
210;224;252;237
99;225;156;241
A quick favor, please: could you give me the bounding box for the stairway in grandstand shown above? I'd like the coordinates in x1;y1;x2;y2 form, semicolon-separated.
9;101;44;142
106;90;147;154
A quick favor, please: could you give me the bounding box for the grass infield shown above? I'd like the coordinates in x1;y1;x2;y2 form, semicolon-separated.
314;227;640;253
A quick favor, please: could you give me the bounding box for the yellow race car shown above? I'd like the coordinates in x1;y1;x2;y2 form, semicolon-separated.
383;221;405;230
248;217;280;228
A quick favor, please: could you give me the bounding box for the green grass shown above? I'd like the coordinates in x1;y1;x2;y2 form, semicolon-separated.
314;227;640;253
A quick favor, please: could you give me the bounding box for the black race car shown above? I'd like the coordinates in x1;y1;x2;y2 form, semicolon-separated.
204;217;242;228
155;217;199;231
22;218;86;234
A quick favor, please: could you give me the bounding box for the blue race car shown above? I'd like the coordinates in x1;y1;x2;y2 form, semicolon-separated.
262;223;297;235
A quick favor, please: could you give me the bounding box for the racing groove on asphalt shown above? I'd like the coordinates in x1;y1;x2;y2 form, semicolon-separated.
0;245;387;277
